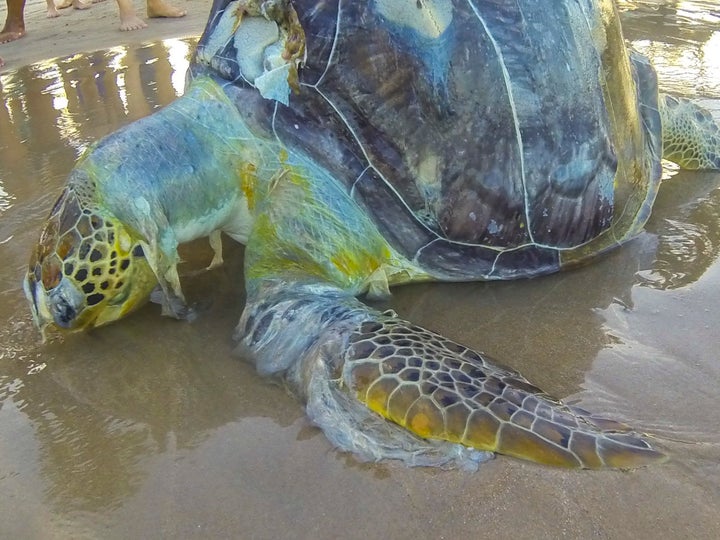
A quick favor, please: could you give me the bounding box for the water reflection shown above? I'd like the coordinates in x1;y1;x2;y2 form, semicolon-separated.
0;37;283;512
619;0;720;96
0;235;300;512
0;2;718;525
618;1;720;286
0;39;192;166
640;170;720;288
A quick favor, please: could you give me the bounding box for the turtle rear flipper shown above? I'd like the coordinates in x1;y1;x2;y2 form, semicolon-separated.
660;94;720;170
237;282;666;470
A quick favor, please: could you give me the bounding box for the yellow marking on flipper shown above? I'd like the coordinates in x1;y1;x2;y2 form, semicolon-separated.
406;399;444;438
387;384;422;423
364;378;398;418
599;440;667;469
410;412;433;438
497;424;581;468
364;395;387;418
441;403;470;441
349;359;460;441
344;320;666;468
463;409;501;450
361;384;438;440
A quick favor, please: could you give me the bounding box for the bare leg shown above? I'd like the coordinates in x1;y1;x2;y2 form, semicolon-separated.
146;0;186;19
56;0;91;8
117;0;147;31
46;0;60;18
0;0;26;43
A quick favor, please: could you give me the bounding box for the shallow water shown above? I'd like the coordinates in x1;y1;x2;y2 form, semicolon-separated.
1;5;720;539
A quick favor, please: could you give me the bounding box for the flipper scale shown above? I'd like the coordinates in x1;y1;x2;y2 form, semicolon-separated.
660;94;720;170
345;318;666;469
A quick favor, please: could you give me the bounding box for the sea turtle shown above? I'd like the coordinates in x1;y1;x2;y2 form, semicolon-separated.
23;0;720;469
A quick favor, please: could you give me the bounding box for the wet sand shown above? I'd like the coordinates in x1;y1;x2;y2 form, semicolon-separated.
1;1;720;539
0;0;207;69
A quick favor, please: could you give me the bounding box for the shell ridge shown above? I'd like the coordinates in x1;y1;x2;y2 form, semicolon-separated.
465;0;532;244
349;166;372;199
312;86;445;243
413;238;441;266
305;0;343;89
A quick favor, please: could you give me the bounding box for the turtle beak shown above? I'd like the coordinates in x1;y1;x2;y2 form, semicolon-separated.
24;272;86;336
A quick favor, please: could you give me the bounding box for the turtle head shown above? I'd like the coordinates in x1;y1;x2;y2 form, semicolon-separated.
24;184;158;336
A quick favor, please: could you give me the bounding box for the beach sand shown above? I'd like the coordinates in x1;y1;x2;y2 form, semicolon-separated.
1;0;207;68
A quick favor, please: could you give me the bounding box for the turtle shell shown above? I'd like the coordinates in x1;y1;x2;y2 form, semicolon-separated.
193;0;662;280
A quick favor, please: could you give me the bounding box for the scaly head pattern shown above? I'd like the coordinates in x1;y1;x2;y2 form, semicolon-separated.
24;172;158;334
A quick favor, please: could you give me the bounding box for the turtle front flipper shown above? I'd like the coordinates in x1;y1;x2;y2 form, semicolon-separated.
659;94;720;170
343;315;665;469
25;75;270;333
236;282;666;470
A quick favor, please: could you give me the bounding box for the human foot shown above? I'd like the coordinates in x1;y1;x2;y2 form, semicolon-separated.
46;0;61;18
119;13;148;31
147;0;186;19
117;0;148;31
0;28;25;44
56;0;91;8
